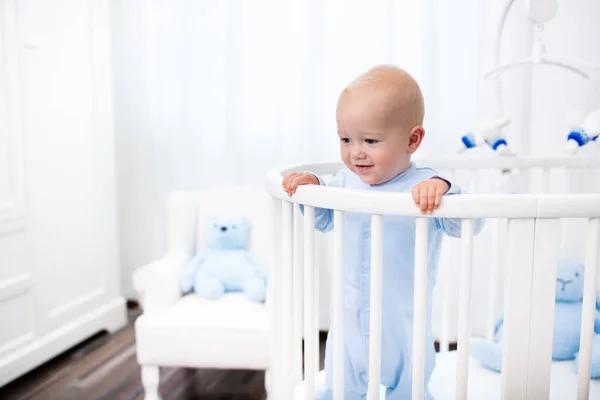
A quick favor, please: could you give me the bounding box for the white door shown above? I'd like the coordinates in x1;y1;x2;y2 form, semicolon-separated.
0;0;123;385
15;0;120;334
0;0;34;361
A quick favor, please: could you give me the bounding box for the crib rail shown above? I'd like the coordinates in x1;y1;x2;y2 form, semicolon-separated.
265;158;600;400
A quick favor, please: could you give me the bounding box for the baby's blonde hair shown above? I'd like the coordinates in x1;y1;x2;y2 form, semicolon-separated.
343;64;425;129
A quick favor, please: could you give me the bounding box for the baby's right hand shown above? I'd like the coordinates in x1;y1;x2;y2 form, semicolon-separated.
282;172;319;196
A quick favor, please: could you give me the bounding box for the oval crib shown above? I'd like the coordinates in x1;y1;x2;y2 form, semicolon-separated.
265;156;600;400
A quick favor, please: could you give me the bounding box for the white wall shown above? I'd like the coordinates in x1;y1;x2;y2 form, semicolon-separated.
109;0;166;300
426;0;600;158
418;0;537;158
528;0;600;154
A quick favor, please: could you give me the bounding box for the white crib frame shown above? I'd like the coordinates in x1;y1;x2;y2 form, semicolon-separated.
266;155;600;400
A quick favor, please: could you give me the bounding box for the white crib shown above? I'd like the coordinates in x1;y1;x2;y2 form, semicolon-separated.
265;155;600;400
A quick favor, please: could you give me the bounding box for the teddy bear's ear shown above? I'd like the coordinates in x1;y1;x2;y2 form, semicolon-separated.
204;216;218;229
241;216;252;231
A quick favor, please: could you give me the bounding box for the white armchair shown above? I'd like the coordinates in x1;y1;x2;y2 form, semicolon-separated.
131;186;333;400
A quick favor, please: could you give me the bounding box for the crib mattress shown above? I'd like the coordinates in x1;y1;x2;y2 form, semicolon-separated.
430;351;600;399
294;352;600;399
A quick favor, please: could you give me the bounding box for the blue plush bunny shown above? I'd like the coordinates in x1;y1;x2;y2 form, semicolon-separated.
179;216;268;302
470;257;600;378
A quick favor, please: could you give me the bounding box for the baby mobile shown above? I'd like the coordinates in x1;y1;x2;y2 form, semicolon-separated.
457;0;600;156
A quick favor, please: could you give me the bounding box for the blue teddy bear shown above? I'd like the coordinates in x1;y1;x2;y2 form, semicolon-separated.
470;257;600;378
179;216;268;302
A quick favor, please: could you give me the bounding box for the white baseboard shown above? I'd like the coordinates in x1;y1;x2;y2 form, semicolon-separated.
0;297;127;387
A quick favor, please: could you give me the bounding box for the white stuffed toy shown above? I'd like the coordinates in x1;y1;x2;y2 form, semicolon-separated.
459;116;513;155
565;109;600;154
179;216;268;302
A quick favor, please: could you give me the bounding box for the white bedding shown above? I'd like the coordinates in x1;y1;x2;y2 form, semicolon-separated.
295;352;600;399
430;351;600;399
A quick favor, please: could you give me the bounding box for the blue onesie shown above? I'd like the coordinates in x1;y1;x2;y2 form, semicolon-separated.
300;162;484;399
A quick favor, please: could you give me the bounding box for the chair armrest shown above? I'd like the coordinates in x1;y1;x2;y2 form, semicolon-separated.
132;254;189;313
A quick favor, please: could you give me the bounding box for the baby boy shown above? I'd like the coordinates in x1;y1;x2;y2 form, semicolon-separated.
282;65;484;399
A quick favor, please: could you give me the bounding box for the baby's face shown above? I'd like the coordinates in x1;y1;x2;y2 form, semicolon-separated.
336;89;417;185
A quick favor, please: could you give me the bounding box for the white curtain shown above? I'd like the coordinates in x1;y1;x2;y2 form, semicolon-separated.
110;0;497;299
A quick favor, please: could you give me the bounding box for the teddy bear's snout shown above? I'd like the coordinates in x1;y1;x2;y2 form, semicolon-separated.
557;278;573;291
220;226;228;232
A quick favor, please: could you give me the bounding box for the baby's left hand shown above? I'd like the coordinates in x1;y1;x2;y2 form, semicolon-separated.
411;178;450;214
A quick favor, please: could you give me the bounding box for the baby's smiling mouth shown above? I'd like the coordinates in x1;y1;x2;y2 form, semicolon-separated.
355;165;373;172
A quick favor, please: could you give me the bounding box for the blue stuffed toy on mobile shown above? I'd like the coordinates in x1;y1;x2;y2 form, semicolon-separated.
179;216;268;302
470;257;600;378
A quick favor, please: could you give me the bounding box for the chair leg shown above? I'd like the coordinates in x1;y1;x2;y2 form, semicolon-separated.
264;368;272;400
141;365;162;400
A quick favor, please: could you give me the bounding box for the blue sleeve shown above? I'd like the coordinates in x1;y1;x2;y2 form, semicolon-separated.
595;296;600;333
298;169;346;233
432;176;485;238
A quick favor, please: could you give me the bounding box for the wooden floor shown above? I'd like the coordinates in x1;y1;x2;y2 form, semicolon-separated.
1;301;304;400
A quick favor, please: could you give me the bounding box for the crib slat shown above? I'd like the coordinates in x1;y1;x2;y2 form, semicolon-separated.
333;210;345;398
367;214;384;400
456;219;475;400
281;201;294;398
439;256;450;352
412;217;429;400
487;218;501;339
500;219;536;400
314;241;320;378
542;167;550;193
303;206;316;400
577;218;600;400
526;218;560;399
440;170;456;352
293;206;304;385
270;196;282;398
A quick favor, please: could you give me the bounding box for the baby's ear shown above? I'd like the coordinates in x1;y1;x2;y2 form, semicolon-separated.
407;125;425;153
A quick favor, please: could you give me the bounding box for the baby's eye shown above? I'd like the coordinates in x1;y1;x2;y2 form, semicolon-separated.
365;139;378;144
340;138;350;144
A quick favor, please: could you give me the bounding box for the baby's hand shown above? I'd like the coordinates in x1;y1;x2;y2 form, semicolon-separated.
411;178;450;214
282;172;319;196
